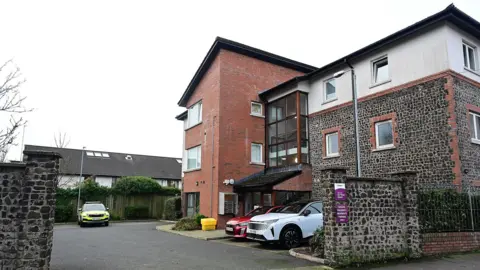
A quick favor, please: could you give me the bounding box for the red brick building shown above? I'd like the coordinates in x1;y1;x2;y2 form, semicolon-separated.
176;37;316;227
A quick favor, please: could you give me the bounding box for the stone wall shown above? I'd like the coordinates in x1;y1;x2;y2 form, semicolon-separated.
0;150;61;269
319;168;420;266
453;75;480;188
309;76;455;199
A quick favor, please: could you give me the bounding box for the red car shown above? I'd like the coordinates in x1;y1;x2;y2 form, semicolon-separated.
225;206;283;238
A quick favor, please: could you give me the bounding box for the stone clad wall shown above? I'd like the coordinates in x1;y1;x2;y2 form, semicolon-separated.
0;151;61;270
309;76;454;198
319;168;420;266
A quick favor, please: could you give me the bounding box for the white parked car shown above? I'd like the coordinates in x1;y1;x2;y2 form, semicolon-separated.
246;200;323;249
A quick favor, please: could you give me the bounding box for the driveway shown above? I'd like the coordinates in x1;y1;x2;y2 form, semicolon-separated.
51;222;318;270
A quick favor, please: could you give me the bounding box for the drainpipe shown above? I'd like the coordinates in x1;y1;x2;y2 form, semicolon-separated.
210;116;216;217
345;59;362;177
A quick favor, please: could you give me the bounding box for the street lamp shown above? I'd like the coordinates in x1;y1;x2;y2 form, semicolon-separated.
77;147;86;210
333;68;362;177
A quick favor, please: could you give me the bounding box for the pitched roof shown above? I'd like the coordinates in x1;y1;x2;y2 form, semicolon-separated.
177;37;317;107
175;110;187;120
259;4;480;99
24;145;182;180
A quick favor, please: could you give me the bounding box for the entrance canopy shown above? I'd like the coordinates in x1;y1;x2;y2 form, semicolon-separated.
233;164;303;192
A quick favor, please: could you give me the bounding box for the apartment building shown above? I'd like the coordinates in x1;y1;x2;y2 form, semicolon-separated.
259;4;480;198
175;38;316;226
176;4;480;227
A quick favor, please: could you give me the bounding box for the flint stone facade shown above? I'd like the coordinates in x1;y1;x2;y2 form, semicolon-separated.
319;168;420;265
0;151;61;270
310;76;456;195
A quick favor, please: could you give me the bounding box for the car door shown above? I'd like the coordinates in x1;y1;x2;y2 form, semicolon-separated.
301;202;324;238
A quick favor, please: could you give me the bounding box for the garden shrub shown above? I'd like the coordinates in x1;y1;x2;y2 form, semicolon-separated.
195;214;207;226
125;205;150;219
418;189;480;232
309;227;325;257
55;204;75;223
164;197;182;220
173;217;200;231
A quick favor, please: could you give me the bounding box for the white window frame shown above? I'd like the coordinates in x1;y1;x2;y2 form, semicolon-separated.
250;102;263;117
250;143;263;164
375;120;394;149
463;42;478;71
325;132;339;157
470;112;480;143
186;145;201;170
324;78;337;102
371;55;390;85
187;101;202;128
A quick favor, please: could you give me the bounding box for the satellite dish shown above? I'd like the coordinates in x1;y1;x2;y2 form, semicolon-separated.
229;179;234;185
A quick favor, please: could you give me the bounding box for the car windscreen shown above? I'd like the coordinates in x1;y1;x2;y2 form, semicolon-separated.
83;204;106;211
247;206;272;217
279;202;309;214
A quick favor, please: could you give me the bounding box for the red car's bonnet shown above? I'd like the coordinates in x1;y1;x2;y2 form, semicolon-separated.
226;216;252;225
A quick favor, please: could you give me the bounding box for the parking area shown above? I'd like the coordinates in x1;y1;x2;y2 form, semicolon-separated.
51;222;318;270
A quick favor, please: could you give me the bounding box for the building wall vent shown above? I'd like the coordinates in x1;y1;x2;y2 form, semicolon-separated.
125;155;133;160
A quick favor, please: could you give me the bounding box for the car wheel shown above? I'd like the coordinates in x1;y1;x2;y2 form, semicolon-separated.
105;221;109;227
280;227;301;249
79;222;85;228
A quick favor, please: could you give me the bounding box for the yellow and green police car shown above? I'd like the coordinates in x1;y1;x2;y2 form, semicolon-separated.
78;201;110;227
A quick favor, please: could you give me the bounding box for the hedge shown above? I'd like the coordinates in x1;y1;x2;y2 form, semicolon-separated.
55;204;75;223
164;197;182;220
418;189;480;232
125;205;150;219
173;217;199;231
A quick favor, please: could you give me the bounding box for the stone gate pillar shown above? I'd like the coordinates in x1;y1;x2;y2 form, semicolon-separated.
0;150;61;269
320;167;349;265
391;171;421;258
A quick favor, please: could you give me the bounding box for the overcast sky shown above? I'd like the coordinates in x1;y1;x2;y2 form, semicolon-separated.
0;0;479;161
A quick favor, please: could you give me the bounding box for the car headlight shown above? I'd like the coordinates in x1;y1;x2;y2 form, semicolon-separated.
239;222;249;226
263;219;279;225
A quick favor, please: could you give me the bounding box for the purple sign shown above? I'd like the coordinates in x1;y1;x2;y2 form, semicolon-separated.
336;204;348;223
334;183;346;201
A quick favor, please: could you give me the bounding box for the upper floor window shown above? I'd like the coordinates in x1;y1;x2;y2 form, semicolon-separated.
469;112;480;142
372;55;389;85
324;78;336;102
251;102;263;117
251;143;263;164
375;120;393;149
326;132;339;157
186;145;201;170
463;42;478;71
188;101;202;128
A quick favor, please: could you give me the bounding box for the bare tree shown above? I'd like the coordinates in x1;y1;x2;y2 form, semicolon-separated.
54;131;70;148
0;60;30;162
53;131;77;188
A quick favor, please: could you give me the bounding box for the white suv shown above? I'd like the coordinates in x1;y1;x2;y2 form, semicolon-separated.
246;200;323;249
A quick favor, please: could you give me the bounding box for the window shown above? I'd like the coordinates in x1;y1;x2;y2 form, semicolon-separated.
375;120;394;149
463;42;477;71
251;143;263;163
94;152;102;157
187;146;201;170
86;151;94;156
469;112;480;142
324;78;336;101
251;102;263;116
372;56;389;84
326;132;339;157
267;92;309;167
187;101;202;128
101;153;110;158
